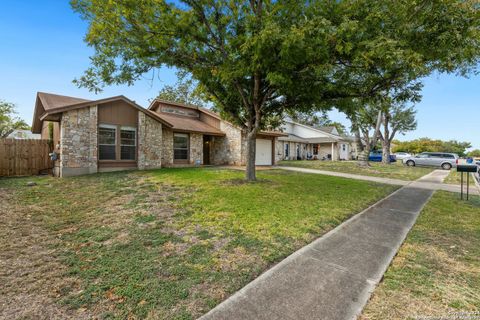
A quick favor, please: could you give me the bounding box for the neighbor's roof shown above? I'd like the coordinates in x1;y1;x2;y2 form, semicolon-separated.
316;126;336;134
32;92;173;133
278;134;310;143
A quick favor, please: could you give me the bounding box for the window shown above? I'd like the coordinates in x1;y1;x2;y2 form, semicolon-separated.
99;125;116;160
174;133;189;160
285;143;289;157
442;153;455;159
313;144;318;155
121;127;136;160
342;144;346;151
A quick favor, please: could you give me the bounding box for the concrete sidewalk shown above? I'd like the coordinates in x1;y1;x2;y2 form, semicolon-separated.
278;166;480;195
200;185;434;320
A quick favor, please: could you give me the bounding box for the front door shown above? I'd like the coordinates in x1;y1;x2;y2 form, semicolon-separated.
203;136;211;165
340;143;349;160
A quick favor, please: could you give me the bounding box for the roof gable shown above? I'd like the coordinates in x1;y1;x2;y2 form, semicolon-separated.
32;92;172;133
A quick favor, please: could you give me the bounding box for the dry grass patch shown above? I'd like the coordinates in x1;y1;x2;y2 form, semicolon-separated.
361;191;480;320
1;168;397;319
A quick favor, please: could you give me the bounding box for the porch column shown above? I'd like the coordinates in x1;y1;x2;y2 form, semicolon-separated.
331;142;335;161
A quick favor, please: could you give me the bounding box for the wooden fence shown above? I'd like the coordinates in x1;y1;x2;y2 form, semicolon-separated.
0;139;53;177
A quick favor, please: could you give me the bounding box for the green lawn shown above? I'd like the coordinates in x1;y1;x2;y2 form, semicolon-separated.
0;168;397;320
443;170;476;186
361;191;480;320
278;160;433;181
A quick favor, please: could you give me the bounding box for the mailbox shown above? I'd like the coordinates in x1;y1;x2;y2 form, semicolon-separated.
457;164;478;173
457;164;478;200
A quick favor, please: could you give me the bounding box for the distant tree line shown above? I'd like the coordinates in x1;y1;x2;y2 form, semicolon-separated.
392;138;472;157
0;100;30;138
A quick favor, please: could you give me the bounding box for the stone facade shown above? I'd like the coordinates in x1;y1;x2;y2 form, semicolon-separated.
190;133;203;165
211;121;243;165
162;128;174;166
59;106;98;177
138;112;163;170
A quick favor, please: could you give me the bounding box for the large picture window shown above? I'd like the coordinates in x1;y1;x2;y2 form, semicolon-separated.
121;127;136;160
174;133;189;161
99;125;116;160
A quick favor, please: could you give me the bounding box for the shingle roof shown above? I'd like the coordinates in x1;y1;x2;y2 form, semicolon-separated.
37;92;91;111
32;92;173;133
154;112;225;136
316;126;336;134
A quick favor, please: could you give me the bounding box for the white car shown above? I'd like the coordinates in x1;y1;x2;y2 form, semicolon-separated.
394;152;412;160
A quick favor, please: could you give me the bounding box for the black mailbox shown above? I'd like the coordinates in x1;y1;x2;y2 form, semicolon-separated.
457;164;478;173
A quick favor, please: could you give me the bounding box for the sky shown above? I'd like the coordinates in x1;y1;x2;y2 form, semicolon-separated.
1;1;479;150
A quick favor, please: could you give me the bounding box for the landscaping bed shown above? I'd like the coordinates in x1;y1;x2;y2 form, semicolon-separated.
278;160;433;181
0;168;396;320
361;191;480;320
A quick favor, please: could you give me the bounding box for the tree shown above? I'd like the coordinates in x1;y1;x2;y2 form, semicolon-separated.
346;103;383;166
467;149;480;157
287;111;346;134
0;100;30;138
156;72;208;107
392;138;472;156
71;0;480;180
377;98;418;164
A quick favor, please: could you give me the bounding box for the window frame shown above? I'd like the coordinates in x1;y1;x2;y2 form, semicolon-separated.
98;123;137;162
120;126;137;161
173;132;190;163
98;124;117;160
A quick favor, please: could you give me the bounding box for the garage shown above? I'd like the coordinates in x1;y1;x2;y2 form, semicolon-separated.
255;138;272;165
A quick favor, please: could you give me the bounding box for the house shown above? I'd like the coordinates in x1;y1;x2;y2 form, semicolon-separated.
31;92;285;177
275;120;357;162
147;99;285;167
6;129;41;140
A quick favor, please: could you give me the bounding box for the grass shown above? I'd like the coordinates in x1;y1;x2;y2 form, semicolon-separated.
443;170;476;186
361;191;480;320
278;160;434;181
0;168;397;320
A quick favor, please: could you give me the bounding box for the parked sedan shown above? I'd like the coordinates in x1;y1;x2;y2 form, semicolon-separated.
403;152;459;170
393;152;412;160
369;150;397;162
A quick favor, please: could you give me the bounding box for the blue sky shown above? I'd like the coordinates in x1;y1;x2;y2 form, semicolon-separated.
1;1;479;150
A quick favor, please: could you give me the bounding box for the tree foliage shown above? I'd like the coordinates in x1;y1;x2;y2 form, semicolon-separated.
287;111;347;134
467;149;480;158
155;72;208;107
71;0;480;179
0;100;30;138
392;138;472;156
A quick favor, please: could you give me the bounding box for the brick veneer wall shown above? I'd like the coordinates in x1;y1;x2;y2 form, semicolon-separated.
138;112;163;169
211;121;243;165
162;128;174;166
59;106;98;177
190;133;203;165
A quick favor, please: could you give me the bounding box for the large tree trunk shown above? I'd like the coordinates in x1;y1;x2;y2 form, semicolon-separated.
358;146;371;167
381;114;390;165
382;139;391;165
354;127;370;167
245;130;257;181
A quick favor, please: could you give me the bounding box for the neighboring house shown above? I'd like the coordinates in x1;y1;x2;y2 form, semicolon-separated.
6;129;41;140
31;92;285;177
275;120;357;161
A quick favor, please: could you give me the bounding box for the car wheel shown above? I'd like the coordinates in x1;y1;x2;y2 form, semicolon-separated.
406;160;415;167
441;163;452;170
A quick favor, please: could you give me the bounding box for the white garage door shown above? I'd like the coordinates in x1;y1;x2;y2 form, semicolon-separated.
255;139;272;165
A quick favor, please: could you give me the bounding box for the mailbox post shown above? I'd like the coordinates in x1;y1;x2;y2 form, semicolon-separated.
457;164;477;200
